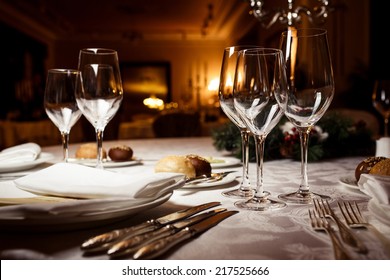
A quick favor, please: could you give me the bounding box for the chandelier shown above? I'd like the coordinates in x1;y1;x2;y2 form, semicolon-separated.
246;0;333;28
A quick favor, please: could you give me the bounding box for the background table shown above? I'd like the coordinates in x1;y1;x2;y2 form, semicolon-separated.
0;137;389;260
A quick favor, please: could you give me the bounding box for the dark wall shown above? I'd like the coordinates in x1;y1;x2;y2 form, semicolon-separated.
370;1;390;80
0;21;47;120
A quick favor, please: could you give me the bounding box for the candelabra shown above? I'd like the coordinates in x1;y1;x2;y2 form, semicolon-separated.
246;0;333;28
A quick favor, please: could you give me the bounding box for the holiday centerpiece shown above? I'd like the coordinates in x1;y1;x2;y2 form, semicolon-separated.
212;111;375;162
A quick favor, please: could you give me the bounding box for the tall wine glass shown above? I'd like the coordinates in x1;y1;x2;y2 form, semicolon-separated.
233;48;287;211
218;45;259;198
372;79;390;136
44;69;83;162
77;48;123;169
277;28;334;204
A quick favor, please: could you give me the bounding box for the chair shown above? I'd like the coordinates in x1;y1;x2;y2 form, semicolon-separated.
152;112;201;137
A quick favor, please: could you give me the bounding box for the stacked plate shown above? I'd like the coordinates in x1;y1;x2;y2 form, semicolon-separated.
0;163;186;231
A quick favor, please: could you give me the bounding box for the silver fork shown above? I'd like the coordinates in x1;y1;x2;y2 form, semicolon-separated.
338;200;390;252
313;199;368;254
308;209;353;260
185;171;234;184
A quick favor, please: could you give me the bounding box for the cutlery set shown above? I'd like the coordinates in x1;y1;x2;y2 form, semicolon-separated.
81;201;238;259
309;199;390;259
80;198;388;260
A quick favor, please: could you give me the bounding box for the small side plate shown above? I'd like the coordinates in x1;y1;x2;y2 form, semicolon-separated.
339;175;358;189
0;152;54;173
68;158;141;168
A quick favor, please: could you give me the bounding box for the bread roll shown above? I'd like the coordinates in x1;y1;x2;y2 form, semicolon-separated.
155;155;196;178
108;145;133;161
355;156;386;181
369;158;390;176
186;154;212;177
75;143;107;159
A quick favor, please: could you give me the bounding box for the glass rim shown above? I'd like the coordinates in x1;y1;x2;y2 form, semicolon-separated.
223;45;260;51
80;48;118;54
239;47;283;56
47;68;80;74
281;28;327;38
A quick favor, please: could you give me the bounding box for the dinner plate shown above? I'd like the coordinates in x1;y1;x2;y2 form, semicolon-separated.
339;175;358;190
0;192;172;232
0;152;54;173
68;158;141;168
207;157;241;168
182;173;237;189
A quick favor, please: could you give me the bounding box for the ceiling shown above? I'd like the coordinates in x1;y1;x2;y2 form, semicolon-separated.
0;0;257;43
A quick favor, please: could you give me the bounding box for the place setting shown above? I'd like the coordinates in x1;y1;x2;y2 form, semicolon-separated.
0;161;187;231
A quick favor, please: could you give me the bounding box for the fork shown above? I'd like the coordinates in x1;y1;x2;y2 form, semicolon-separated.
308;209;353;260
313;199;368;254
185;171;234;184
338;200;390;252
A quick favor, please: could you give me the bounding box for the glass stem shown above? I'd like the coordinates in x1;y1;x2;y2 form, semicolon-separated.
298;129;310;192
61;132;69;162
384;118;389;137
96;129;104;169
253;135;266;199
240;130;251;191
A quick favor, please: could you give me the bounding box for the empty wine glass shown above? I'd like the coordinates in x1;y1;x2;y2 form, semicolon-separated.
76;48;123;168
44;69;83;162
218;45;259;198
277;28;335;204
233;48;287;211
372;79;390;136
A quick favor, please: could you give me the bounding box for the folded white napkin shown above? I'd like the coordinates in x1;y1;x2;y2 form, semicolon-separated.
358;174;390;204
358;174;390;224
0;143;41;163
14;162;185;199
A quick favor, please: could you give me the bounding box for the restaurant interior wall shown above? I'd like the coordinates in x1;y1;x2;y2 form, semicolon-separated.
1;0;388;146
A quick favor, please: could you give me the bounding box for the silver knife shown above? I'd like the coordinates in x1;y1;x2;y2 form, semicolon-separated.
108;207;227;258
81;201;221;253
132;210;239;260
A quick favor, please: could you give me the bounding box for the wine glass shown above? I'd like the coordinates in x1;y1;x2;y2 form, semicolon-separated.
372;79;390;136
218;45;259;198
277;28;335;204
76;48;123;168
44;69;83;162
233;48;287;211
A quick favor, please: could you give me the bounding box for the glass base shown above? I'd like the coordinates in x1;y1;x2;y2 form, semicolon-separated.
234;196;286;211
278;190;332;205
222;188;254;199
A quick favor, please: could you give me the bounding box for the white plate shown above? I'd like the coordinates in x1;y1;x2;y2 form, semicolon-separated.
182;173;237;189
339;175;358;190
68;158;141;168
0;192;172;231
208;157;241;168
0;152;54;173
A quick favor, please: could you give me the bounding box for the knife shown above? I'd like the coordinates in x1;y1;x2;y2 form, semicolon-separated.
80;201;221;253
132;210;238;260
108;207;227;258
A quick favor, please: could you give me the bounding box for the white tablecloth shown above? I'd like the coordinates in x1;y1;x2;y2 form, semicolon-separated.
0;137;389;260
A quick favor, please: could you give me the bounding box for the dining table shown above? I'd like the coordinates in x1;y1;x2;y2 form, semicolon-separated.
0;136;389;261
